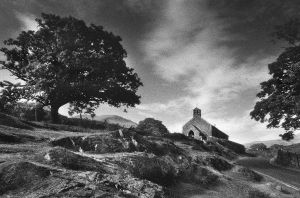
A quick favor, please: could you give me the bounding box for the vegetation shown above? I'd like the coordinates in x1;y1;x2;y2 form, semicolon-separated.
251;19;300;140
0;101;46;121
0;13;142;123
249;143;267;151
136;118;169;136
0;113;33;130
247;189;271;198
216;139;245;154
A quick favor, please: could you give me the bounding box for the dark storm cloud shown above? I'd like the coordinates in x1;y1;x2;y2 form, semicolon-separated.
206;0;300;65
0;0;165;52
1;0;299;142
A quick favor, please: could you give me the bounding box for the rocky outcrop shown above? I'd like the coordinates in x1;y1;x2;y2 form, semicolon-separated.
51;131;136;153
0;120;271;198
0;160;165;198
44;147;110;173
0;161;52;194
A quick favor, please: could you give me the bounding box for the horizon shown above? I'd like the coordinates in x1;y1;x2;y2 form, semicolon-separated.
1;0;300;144
71;111;300;145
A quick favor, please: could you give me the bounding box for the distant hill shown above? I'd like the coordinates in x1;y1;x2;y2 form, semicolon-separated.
244;134;300;148
78;115;137;128
284;143;300;153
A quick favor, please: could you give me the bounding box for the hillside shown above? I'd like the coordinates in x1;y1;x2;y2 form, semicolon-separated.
0;114;298;197
283;143;300;153
78;114;137;128
244;134;300;148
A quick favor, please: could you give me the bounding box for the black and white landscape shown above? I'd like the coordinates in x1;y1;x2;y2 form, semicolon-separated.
0;0;300;197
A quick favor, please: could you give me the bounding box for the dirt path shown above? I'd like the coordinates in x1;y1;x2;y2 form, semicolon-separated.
236;157;300;190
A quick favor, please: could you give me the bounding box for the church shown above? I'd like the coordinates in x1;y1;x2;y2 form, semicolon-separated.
182;108;228;140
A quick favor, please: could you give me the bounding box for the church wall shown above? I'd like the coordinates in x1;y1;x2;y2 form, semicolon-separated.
182;124;202;140
211;125;228;140
182;118;212;138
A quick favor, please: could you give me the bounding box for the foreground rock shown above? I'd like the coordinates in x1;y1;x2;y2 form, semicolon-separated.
0;159;166;197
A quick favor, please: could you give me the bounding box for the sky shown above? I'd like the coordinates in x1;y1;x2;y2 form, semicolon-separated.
0;0;300;143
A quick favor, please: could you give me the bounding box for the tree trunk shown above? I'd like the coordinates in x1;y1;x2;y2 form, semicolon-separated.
50;105;60;124
35;103;38;122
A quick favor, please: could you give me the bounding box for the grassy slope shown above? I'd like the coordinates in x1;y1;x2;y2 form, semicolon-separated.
244;134;300;148
79;114;137;128
285;143;300;153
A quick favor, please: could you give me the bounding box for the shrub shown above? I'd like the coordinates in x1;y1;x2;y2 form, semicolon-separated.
217;139;245;154
164;133;190;141
248;189;271;198
188;165;218;185
136;118;169;136
233;166;263;182
250;143;267;151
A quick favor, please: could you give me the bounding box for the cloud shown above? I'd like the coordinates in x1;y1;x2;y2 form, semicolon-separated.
138;0;281;142
209;109;284;143
15;12;38;31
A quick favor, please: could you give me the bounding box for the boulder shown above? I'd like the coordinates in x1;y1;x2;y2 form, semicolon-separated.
45;147;110;173
0;161;52;194
115;154;178;186
51;133;137;154
101;173;166;198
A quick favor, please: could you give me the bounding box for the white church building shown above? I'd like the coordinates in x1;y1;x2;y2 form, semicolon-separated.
182;107;228;140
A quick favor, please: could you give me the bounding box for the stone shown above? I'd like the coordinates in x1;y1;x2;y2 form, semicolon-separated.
276;185;282;191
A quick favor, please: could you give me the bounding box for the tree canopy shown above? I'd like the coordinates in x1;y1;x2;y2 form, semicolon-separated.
0;13;143;123
250;19;300;139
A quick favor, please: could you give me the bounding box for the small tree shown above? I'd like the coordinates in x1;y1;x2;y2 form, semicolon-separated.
0;13;142;123
136;118;169;136
251;19;300;140
249;143;267;151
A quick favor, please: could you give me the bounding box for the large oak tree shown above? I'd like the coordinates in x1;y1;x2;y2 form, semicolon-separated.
251;19;300;140
0;13;142;123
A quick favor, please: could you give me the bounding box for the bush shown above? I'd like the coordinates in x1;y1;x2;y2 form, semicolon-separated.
233;166;263;182
136;118;169;136
4;102;46;121
188;165;219;185
250;143;267;151
248;189;271;198
164;133;191;141
217;139;245;154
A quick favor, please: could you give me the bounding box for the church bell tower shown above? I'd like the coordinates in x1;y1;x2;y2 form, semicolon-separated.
193;107;201;118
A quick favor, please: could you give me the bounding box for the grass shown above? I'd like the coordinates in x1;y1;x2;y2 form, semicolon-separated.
0;113;33;130
247;189;271;198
